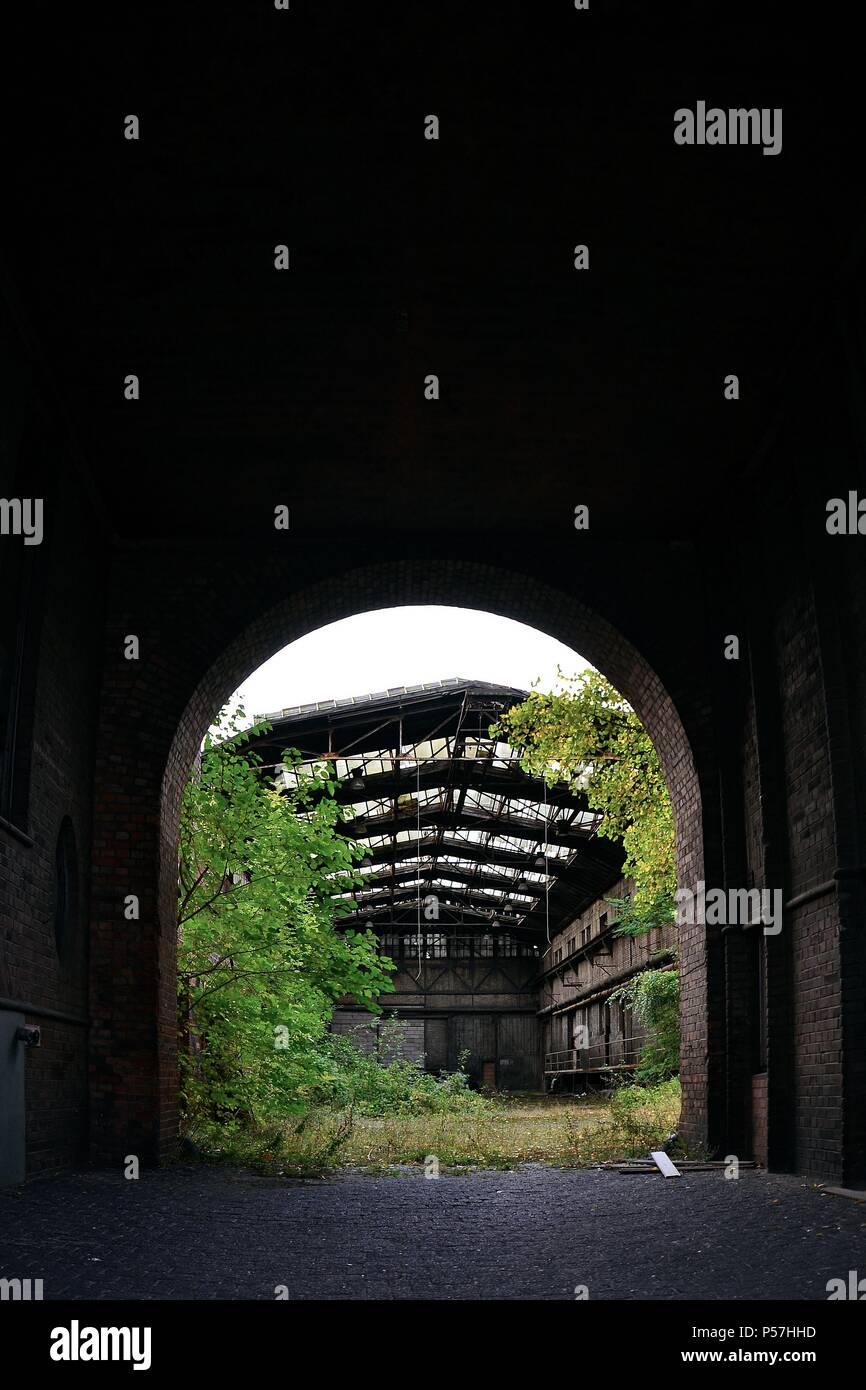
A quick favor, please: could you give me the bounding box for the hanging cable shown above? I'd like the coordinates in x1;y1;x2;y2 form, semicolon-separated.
544;777;551;946
413;747;423;981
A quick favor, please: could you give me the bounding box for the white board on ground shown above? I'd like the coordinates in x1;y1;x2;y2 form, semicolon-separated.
650;1150;681;1178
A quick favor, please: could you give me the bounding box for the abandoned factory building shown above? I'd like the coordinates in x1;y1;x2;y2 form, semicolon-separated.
245;679;666;1096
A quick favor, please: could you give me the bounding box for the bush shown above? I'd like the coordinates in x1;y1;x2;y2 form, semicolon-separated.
307;1022;493;1117
609;965;680;1083
606;1076;680;1136
559;1077;682;1164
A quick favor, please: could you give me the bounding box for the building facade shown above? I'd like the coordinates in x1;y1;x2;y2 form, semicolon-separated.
2;26;866;1183
247;680;627;1094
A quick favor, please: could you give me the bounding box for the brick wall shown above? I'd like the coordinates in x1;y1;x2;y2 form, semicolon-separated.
751;1073;768;1168
4;516;860;1179
0;298;105;1174
2;332;863;1181
130;550;708;1163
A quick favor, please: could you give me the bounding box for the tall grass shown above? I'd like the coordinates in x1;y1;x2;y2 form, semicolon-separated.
188;1081;682;1177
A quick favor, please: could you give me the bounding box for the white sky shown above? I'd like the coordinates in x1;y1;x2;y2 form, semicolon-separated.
227;606;590;723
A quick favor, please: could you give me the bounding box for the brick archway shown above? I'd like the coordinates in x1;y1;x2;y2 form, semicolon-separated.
91;558;717;1166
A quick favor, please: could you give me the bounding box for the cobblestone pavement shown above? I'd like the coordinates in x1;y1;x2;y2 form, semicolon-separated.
1;1164;865;1300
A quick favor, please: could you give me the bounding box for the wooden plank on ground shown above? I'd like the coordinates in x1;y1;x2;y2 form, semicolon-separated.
612;1164;720;1173
600;1160;756;1171
650;1150;681;1177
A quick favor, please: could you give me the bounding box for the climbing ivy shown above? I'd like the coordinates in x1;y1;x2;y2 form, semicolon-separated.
609;966;680;1083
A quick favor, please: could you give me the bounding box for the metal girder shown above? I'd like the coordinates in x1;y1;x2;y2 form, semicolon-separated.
338;833;620;883
339;806;598;844
326;762;592;809
244;680;625;938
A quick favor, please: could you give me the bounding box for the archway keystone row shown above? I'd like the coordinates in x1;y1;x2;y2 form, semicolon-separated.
89;552;719;1165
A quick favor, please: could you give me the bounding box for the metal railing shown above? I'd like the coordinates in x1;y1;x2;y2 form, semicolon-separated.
544;1033;645;1074
379;933;539;961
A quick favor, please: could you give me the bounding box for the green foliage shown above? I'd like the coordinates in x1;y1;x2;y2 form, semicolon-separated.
188;1085;683;1176
493;669;676;911
494;669;680;1078
177;706;395;1128
609;968;680;1083
605;887;677;938
602;1076;682;1147
309;1020;492;1117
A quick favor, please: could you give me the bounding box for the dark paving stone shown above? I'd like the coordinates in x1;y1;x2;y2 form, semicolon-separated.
1;1164;866;1300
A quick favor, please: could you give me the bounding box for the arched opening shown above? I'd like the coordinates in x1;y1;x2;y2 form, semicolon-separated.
129;561;715;1169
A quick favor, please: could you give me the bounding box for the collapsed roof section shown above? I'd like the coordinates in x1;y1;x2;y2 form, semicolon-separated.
248;679;625;941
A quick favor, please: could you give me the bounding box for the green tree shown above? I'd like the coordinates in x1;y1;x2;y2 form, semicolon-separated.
493;669;675;915
493;671;679;1077
177;707;394;1129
